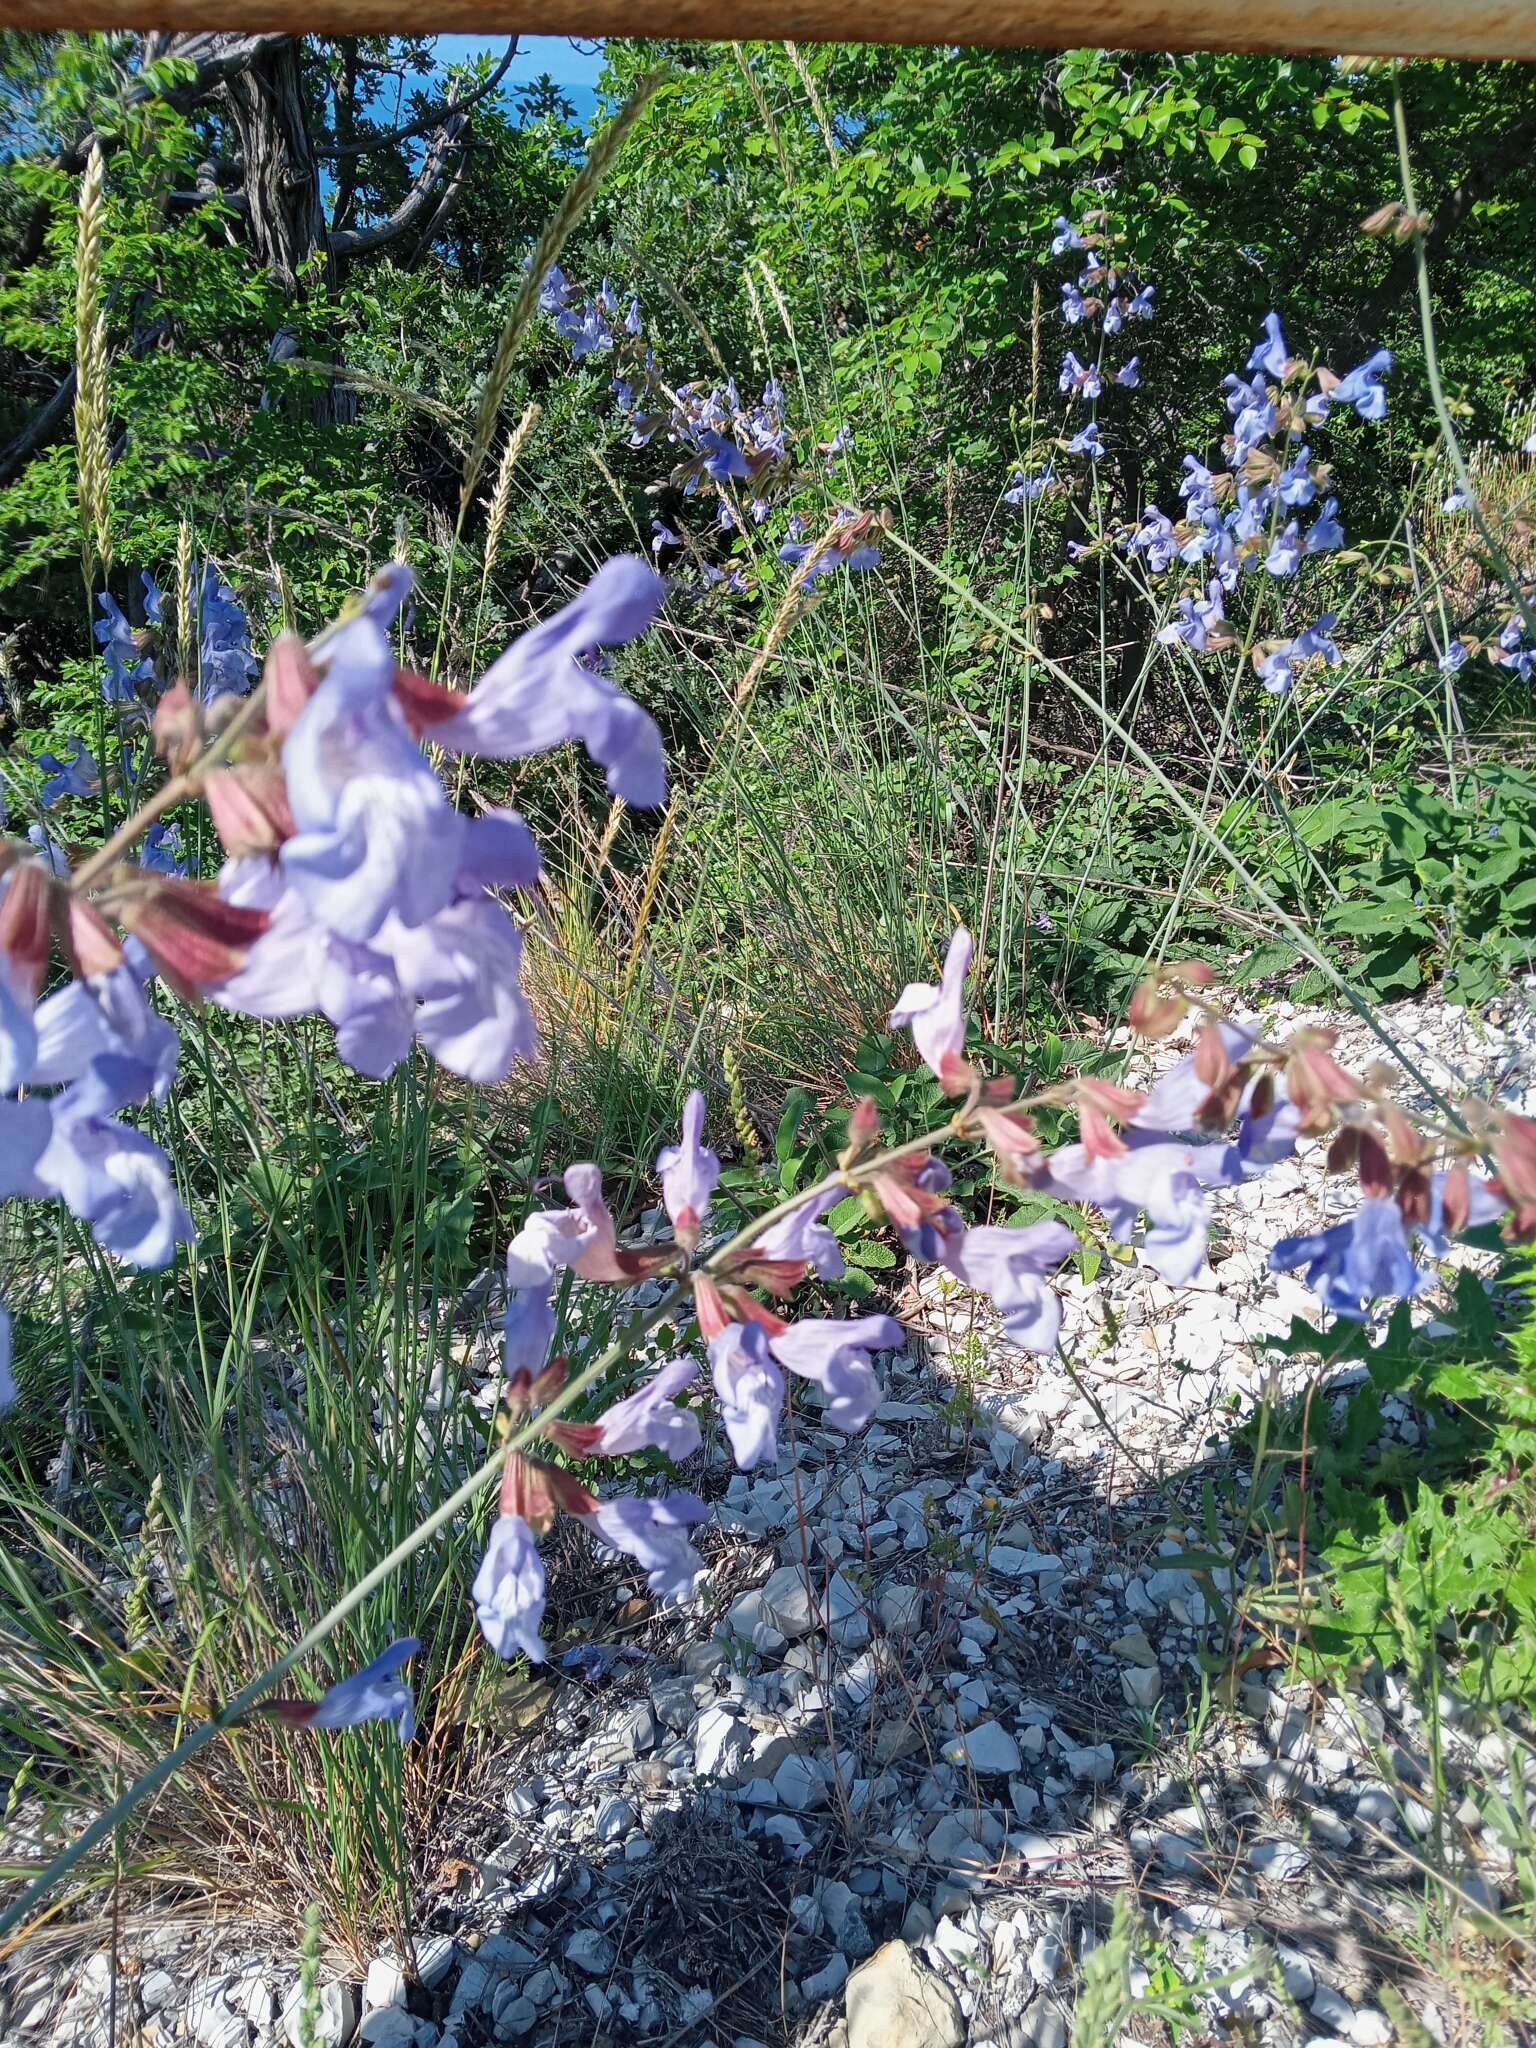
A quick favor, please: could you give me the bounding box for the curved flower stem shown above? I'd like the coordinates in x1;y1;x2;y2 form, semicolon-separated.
64;581;377;897
1391;83;1536;649
0;1097;974;1942
65;681;273;895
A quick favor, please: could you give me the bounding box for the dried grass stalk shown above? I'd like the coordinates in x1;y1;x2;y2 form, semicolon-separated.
460;76;663;522
73;143;112;586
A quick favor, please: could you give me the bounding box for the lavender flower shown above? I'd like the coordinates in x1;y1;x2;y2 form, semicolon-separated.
709;1321;784;1469
582;1493;709;1603
889;926;971;1080
37;739;100;807
474;1513;547;1661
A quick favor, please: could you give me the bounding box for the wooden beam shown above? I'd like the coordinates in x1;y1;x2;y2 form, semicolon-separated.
1;5;1532;64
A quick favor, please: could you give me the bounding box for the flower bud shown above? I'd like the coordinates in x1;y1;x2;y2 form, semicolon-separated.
264;633;321;739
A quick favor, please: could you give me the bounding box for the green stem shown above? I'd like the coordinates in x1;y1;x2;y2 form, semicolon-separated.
0;1101;968;1941
1391;83;1536;647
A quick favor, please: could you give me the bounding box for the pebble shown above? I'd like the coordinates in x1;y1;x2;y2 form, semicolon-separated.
942;1721;1021;1775
564;1928;615;1975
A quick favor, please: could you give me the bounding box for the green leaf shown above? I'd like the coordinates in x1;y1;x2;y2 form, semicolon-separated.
846;1239;896;1269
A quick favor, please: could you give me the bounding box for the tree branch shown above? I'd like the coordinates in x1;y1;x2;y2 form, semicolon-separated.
328;111;467;259
322;35;516;158
58;33;297;171
1329;114;1536;358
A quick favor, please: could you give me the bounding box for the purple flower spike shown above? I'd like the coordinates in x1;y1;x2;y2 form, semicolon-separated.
474;1513;548;1662
889;927;972;1081
430;557;668;808
709;1321;785;1469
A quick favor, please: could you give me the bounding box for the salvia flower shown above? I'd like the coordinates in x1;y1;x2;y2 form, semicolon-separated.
1328;347;1393;422
767;1314;902;1434
585;1358;702;1461
1247;312;1290;382
1004;467;1056;504
37;739;100;808
1060;281;1089;324
1115;356;1141;389
658;1090;720;1248
267;1638;421;1742
1270;1196;1429;1321
889;926;972;1085
709;1320;785;1469
474;1513;548;1662
581;1493;709;1603
1067;423;1105;458
1050;215;1086;254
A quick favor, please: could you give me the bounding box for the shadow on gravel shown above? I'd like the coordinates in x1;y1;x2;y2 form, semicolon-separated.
407;1332;1525;2048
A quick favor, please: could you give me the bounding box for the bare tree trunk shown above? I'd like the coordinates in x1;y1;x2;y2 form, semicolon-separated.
215;37;327;295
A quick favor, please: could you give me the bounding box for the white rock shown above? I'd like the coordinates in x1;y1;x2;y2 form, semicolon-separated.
1058;1740;1114;1784
1349;2012;1393;2047
564;1928;615;1976
1311;1983;1359;2033
1028;1931;1065;1987
942;1721;1021;1775
490;1993;536;2041
693;1704;750;1778
359;2011;417;2048
1120;1664;1162;1710
414;1938;456;1990
1248;1839;1310;1880
801;1954;849;2001
593;1795;636;1843
363;1961;407;2013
